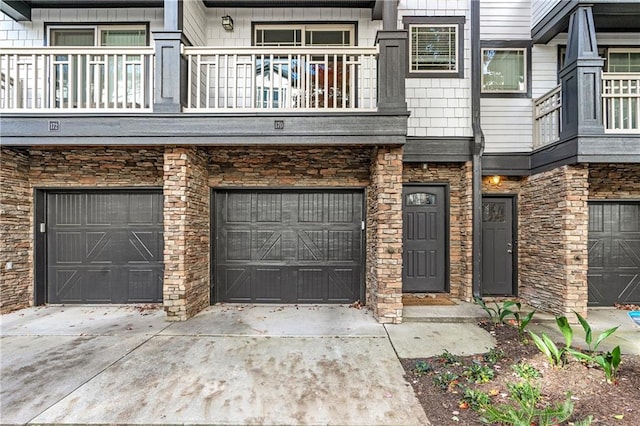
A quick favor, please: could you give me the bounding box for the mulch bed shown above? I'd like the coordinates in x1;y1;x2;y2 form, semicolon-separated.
401;321;640;425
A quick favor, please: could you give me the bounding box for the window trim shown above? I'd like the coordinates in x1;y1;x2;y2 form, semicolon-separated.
46;23;150;46
480;40;531;98
403;16;465;79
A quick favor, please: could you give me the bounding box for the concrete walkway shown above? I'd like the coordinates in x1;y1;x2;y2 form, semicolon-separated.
1;305;430;425
2;303;636;425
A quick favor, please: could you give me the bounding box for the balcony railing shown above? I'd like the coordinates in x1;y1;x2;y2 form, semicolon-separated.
183;46;378;112
602;73;640;133
534;73;640;147
0;47;154;112
533;84;562;149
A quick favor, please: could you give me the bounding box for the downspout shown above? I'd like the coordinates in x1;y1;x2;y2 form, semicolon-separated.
471;0;484;299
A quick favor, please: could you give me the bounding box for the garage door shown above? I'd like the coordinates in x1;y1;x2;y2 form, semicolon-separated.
47;191;163;304
215;190;363;303
588;202;640;306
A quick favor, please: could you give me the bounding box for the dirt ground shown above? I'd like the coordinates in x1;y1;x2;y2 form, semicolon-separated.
401;321;640;425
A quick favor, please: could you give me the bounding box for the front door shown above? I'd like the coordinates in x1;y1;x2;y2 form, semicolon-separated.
402;185;447;292
482;196;516;296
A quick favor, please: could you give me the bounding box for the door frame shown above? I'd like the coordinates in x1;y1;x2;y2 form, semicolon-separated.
402;183;450;293
209;187;367;304
33;187;163;305
481;194;518;297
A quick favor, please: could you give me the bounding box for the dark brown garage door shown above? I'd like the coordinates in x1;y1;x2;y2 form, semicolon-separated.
47;191;163;304
214;190;363;303
588;202;640;306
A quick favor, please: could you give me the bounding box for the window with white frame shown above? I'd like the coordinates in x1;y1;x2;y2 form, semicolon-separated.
403;16;465;78
608;49;640;72
254;24;354;47
48;25;147;46
481;47;529;96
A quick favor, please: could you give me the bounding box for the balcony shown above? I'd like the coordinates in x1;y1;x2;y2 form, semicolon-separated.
183;46;378;112
0;47;155;112
533;72;640;148
0;46;378;113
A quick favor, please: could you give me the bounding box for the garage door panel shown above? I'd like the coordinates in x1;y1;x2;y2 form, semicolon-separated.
216;190;363;304
589;202;640;305
328;269;356;302
254;268;283;300
47;191;163;304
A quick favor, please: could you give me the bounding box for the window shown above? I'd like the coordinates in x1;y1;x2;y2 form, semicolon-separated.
403;16;465;78
49;25;147;47
608;49;640;73
482;48;527;94
254;24;354;47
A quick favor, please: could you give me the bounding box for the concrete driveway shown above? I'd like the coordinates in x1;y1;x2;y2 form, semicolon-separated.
0;305;430;425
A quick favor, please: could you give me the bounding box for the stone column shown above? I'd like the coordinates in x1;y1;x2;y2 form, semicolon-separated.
519;165;589;317
368;146;403;323
0;148;32;313
163;147;210;321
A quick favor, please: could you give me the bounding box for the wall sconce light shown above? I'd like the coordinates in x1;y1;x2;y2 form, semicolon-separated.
421;163;428;170
221;15;234;31
490;175;502;185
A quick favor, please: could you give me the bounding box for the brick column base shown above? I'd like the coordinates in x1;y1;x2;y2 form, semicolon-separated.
367;146;403;323
163;147;210;321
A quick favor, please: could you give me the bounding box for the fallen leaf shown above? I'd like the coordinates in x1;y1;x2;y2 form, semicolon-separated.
613;414;624;420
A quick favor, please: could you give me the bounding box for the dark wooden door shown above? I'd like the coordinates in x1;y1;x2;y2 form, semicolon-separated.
215;190;363;303
482;197;515;296
588;202;640;305
47;191;163;304
402;185;447;292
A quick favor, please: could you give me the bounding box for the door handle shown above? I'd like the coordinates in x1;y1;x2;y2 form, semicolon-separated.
507;242;513;254
507;249;513;254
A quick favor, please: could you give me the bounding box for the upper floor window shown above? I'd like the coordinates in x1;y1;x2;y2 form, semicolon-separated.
48;25;147;46
608;49;640;72
254;24;355;47
403;16;465;78
481;42;531;98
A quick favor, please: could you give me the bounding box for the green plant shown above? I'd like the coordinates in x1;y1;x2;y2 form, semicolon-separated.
483;347;504;365
459;387;491;411
474;297;518;325
528;330;565;367
593;346;622;384
414;360;433;377
481;381;574;426
437;349;461;365
500;301;536;337
529;315;574;367
432;371;459;390
463;360;495;383
511;361;541;380
574;311;620;354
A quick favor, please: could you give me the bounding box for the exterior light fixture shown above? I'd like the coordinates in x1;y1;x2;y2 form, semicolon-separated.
221;15;234;31
490;175;501;185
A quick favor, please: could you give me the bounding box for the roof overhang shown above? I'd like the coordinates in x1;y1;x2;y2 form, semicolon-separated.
532;1;640;44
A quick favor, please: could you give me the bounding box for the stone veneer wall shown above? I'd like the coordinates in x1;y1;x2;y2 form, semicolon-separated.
0;148;32;313
0;148;165;313
403;162;474;300
519;165;589;317
367;147;403;323
163;147;210;320
207;146;371;187
589;164;640;199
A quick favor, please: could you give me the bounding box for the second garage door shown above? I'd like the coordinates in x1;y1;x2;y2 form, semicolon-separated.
214;190;364;303
588;202;640;306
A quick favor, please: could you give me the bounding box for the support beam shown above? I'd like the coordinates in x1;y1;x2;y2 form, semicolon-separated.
164;0;183;31
0;0;31;21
